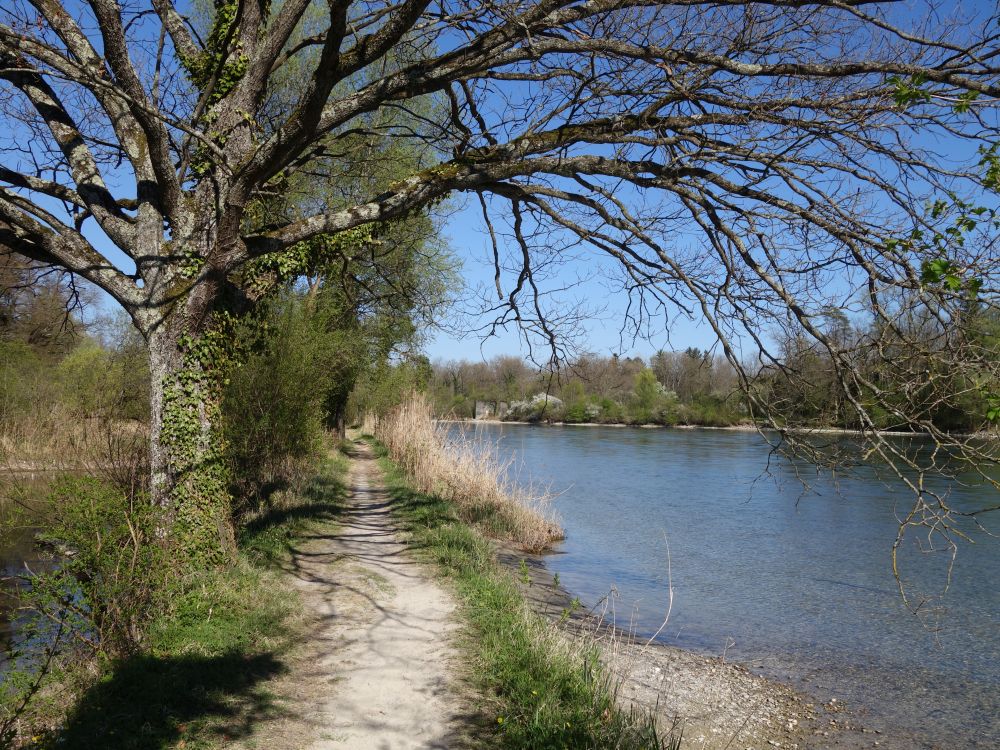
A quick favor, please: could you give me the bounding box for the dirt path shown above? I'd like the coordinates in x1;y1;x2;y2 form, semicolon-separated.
241;443;476;750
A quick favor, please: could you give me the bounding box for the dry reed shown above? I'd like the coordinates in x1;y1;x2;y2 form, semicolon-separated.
1;409;148;500
366;393;563;552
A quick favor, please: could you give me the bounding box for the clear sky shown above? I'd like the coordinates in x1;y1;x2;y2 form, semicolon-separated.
62;0;1000;367
423;195;719;364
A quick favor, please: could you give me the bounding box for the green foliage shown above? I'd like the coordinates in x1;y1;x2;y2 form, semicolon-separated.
179;0;247;107
241;225;379;299
5;447;348;748
980;143;1000;191
954;90;980;114
0;341;51;426
65;453;345;749
1;477;167;744
38;478;167;656
887;73;932;108
429;353;743;427
50;553;294;749
920;256;968;291
376;446;672;750
223;297;340;510
632;368;661;410
160;314;246;568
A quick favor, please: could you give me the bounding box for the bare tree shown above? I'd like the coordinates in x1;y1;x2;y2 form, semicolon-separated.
2;0;999;567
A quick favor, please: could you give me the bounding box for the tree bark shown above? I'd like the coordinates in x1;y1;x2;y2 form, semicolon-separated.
146;308;237;567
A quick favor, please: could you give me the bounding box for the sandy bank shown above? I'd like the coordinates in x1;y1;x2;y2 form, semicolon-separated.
496;549;901;750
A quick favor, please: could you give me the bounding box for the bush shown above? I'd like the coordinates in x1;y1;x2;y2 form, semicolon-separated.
223;301;331;513
562;401;589;423
33;478;167;657
1;478;167;744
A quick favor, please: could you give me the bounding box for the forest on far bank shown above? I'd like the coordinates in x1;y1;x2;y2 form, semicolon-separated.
428;303;1000;433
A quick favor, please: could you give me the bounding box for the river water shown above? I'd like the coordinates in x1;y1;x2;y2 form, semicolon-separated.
0;474;57;657
465;423;999;749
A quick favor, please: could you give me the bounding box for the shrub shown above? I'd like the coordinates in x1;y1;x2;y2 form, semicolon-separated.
223;301;330;513
507;393;563;422
562;402;589;423
1;478;167;744
33;478;167;657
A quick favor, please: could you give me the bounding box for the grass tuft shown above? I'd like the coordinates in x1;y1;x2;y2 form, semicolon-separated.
365;393;562;552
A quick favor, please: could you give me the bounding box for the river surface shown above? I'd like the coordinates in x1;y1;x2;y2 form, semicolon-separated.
463;423;1000;749
0;474;57;657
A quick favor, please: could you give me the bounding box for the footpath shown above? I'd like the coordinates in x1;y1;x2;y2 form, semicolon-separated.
238;442;476;750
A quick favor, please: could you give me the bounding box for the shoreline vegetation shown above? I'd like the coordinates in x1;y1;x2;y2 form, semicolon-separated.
365;394;563;552
368;435;675;749
1;451;350;748
437;417;998;440
426;347;1000;436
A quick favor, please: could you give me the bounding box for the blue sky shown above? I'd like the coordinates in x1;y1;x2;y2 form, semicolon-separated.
424;195;718;363
19;0;1000;367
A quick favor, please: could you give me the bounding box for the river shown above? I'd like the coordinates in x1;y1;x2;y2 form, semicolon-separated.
464;423;1000;749
0;474;58;657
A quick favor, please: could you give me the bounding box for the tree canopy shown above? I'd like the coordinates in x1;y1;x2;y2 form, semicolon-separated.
2;0;1000;566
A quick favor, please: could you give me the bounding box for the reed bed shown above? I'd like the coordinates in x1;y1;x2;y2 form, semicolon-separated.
366;394;562;552
0;412;148;502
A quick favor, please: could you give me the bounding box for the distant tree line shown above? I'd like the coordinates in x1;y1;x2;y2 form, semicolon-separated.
428;301;1000;433
428;348;745;427
762;302;1000;433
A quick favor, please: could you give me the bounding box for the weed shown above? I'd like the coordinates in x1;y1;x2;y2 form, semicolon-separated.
518;558;531;586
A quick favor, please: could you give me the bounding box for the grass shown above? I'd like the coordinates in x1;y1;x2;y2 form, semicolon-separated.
366;393;562;552
32;452;349;750
371;438;676;750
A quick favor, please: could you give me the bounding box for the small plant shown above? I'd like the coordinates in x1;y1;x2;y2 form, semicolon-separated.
518;558;531;585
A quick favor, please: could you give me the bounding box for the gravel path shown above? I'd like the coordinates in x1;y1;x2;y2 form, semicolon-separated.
240;442;476;750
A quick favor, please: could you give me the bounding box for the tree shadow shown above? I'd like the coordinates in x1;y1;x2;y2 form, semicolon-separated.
237;471;349;563
54;458;353;748
56;650;287;749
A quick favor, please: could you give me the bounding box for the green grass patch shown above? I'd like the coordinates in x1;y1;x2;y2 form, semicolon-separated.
40;452;349;750
238;451;350;565
369;438;675;750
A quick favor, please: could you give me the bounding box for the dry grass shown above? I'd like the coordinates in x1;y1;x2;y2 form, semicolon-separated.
0;410;148;501
365;393;562;552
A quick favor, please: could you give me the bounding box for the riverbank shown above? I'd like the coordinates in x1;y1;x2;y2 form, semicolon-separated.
373;436;839;749
466;421;998;749
500;549;902;750
2;453;350;748
438;417;992;439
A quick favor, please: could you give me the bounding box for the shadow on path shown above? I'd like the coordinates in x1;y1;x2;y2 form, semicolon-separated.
55;463;351;749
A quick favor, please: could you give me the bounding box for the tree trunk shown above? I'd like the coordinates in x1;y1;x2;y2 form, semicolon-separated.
147;318;236;567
